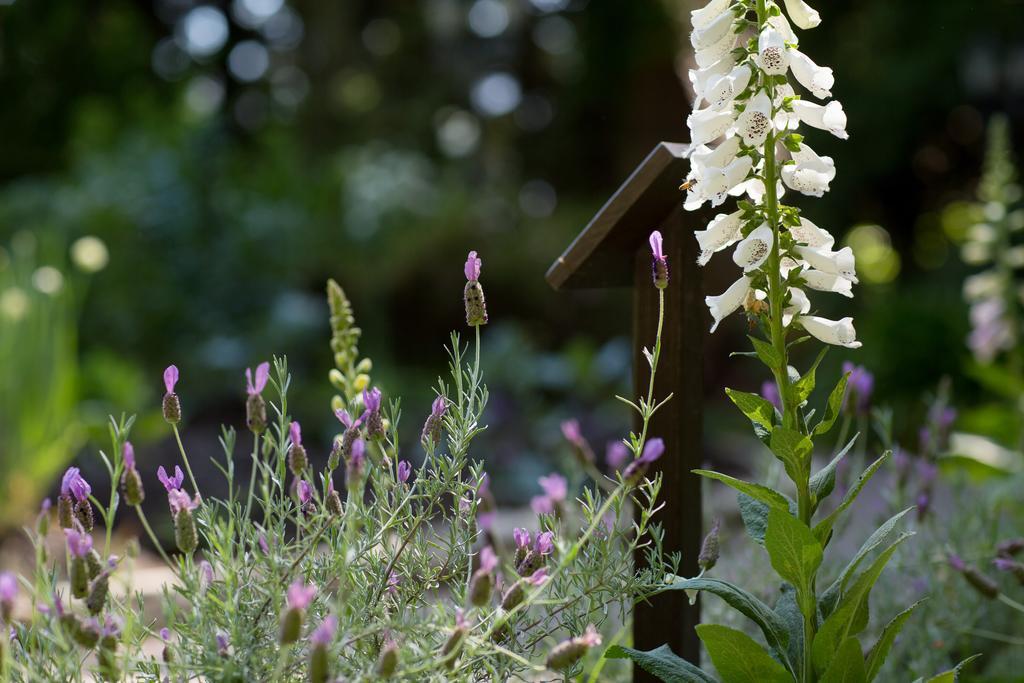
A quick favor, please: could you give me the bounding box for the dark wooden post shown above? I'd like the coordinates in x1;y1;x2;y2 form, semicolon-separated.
546;143;703;679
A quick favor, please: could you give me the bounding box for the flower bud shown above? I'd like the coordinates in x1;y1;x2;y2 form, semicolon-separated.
86;550;103;580
698;519;721;572
74;500;94;532
57;495;74;530
279;608;302;645
464;270;489;327
162;393;182;424
121;468;145;507
288;445;308;477
353;373;370;393
71;617;100;648
375;640;399;678
174;508;198;555
649;231;669;289
949;553;999;599
328;369;347;391
0;572;17;623
86;573;110;615
440;610;468;669
98;635;120;681
246;393;267;435
310;645;329;683
326;486;343;518
545;625;602;671
70;557;90;600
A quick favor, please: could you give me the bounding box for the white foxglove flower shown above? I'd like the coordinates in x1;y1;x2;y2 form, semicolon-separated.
792;100;848;140
692;136;741;170
704;157;754;208
772;84;800;132
789;49;833;99
733;223;774;272
802;270;854;298
789;217;835;249
782;287;811;326
690;58;733;104
685;139;750;209
963;271;1000;301
691;0;730;30
695;211;743;265
781;144;836;197
691;9;735;51
704;65;753;110
968;298;1014;362
800;315;861;348
796;245;857;282
706;275;752;332
696;28;739;69
688;107;733;147
783;0;821;30
756;28;790;76
737;91;773;146
766;13;796;42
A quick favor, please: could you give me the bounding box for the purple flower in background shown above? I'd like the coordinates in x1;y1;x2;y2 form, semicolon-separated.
841;362;874;414
386;571;401;596
364;387;382;414
538;474;568;503
216;632;230;657
64;528;92;558
286;581;316;611
526;567;549;586
478;509;496;532
560;419;584;447
993;557;1018;572
535;531;555;556
101;615;122;638
513;528;530;551
297;480;313;508
350;438;366;468
892;447;911;478
938;407;957;431
311;616;338;646
479;546;498;573
639;438;665;464
761;380;782;411
61;468;91;502
477;473;490;498
168;489;201;515
245;362;270;396
530;495;555;516
290;421;302;447
605;441;630;470
259;535;270;555
199;560;214;587
947;552;966;572
163;365;179;395
157;466;184;492
649;230;669;289
421;395;448;445
465;251;482;281
397;460;412;483
123;442;137;471
0;572;17;619
916;459;938;487
159;627;171;642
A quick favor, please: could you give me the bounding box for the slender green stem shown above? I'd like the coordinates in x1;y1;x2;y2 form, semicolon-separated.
171;424;200;494
998;593;1024;616
636;289;666;453
133;504;175;570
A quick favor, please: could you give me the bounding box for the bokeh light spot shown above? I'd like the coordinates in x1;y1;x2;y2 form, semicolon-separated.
846;224;900;284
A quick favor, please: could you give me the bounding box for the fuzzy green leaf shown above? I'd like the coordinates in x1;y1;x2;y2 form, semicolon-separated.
605;644;717;683
865;600;925;682
765;508;822;596
793;348;827;404
739;493;769;546
808;434;859;511
695;624;793;683
694;470;791;511
820;638;867;683
813;452;890;545
768;427;813;491
773;584;804;675
749;336;781;370
815;372;850;436
725;388;776;432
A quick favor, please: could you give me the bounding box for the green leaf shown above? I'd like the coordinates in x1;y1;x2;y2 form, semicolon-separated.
605;644;717;683
693;470;791;511
813;452;890;545
808;434;859;511
820;638;867;683
749;335;781;370
865;600;925;681
793;348;827;404
765;508;822;596
739;493;769;546
814;372;850;436
695;624;793;683
918;655;982;682
773;584;804;675
663;578;793;675
811;536;910;675
820;508;914;617
725;388;776;432
768;427;813;484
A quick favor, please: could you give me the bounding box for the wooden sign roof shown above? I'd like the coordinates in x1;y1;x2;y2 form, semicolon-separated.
545;141;689;290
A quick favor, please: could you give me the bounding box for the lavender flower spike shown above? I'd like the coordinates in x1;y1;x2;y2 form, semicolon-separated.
121;441;145;506
397;460;412;483
163;364;182;424
363;387;384;438
157;465;185;492
650;230;669;289
244;362;271;434
622;437;665;484
465;251;482;281
245;362;271;396
463;250;488;326
421;395;448;446
0;571;17;622
311;615;338;647
60;467;93;531
61;467;91;502
64;528;93;558
286;581;317;611
281;580;316;645
287;421;308;476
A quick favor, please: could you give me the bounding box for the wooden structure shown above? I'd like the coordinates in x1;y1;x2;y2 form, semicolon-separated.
546;142;703;680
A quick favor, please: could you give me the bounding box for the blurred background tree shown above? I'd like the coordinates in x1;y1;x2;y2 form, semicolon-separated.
0;0;1022;520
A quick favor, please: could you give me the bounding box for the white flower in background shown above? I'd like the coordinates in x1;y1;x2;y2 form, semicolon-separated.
800;316;861;348
691;0;730;29
967;298;1014;362
790;49;833;99
688;106;734;147
695;211;744;265
736;91;773;146
782;0;821;30
707;276;752;332
781;144;836;197
733;224;774;272
791;100;849;139
691;7;735;50
756;28;790;76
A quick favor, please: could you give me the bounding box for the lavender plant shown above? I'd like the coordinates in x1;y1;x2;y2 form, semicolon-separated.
0;251;675;682
610;0;972;680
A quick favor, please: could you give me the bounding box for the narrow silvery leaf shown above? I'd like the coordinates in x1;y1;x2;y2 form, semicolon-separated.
693;469;791;510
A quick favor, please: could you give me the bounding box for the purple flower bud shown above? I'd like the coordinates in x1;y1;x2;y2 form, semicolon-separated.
0;572;17;620
167;489;200;515
199;561;214;587
465;251;482;281
259;535;270;554
761;380;782;411
535;531;554;556
311;616;338;647
605;441;630;470
530;496;555;516
513;528;531;551
478;510;496;531
561;419;583;445
64;528;93;558
163;365;179;395
123;442;136;471
335;409;363;430
421;395;448;445
938;407;957;431
397;460;412;483
216;632;230;657
61;467;91;502
245;362;270;396
157;465;184;492
526;567;549;586
639;438;665;464
538;474;568;503
948;552;966;572
649;231;669;289
289;421;302;448
101;615;123;638
364;387;382;413
997;538;1024;557
350;438;366;467
297;480;313;507
841;362;874;414
386;571;400;596
159;628;171;641
479;546;498;573
286;581;316;610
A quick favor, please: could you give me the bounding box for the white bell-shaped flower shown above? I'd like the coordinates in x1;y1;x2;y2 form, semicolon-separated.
692;136;740;171
691;9;734;51
696;27;738;69
695;210;744;265
737;91;773;146
802;270;854;298
766;13;796;42
789;217;835;249
756;28;790;76
706;275;752;332
796;244;857;282
690;58;732;104
800;315;861;348
792;100;848;139
733;223;774;272
687;106;733;147
691;0;731;30
783;0;822;30
704;64;753;110
964;270;1000;301
781;144;836;197
782;287;811;326
790;49;833;99
685;157;752;211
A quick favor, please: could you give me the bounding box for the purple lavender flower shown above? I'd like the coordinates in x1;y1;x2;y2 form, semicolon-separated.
465;251;482;282
761;380;782;411
479;546;498;573
513;528;530;552
947;552;966;572
363;387;384;437
622;438;665;482
535;531;554;556
61;467;91;502
938;407;957;432
538;474;568;502
605;441;630;470
297;480;313;509
290;421;302;448
364;387;382;414
164;365;179;395
421;395;448;446
311;616;338;647
162;365;182;424
199;560;214;587
64;528;93;558
525;567;549;586
530;495;555;516
0;571;17;621
841;362;874;414
159;627;171;642
157;465;184;492
121;441;145;506
259;534;270;554
167;489;200;515
123;442;136;471
397;460;412;483
286;581;317;611
335;409;364;431
101;615;122;638
649;230;669;289
560;419;583;446
464;251;488;326
386;571;401;596
245;362;270;396
216;632;230;657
